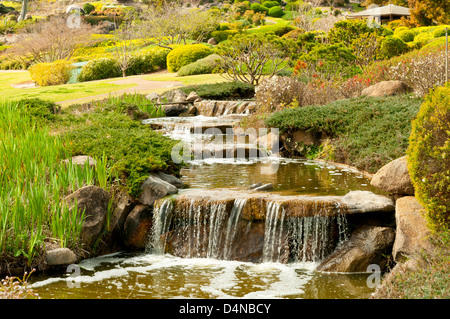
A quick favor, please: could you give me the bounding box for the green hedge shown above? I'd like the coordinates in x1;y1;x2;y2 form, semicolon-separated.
166;44;213;73
177;54;221;77
407;83;450;235
211;30;239;43
178;81;255;100
268;6;284;17
126;47;170;76
78;57;121;82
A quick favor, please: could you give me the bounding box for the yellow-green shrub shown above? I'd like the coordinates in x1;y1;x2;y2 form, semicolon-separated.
29;60;73;86
166;44;212;73
407;83;450;235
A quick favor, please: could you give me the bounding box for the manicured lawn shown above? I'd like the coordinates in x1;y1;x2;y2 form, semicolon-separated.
0;71;136;102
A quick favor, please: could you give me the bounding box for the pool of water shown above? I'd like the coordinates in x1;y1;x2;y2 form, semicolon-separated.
31;252;375;299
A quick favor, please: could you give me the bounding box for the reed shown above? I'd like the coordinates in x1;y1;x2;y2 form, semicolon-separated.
0;100;95;266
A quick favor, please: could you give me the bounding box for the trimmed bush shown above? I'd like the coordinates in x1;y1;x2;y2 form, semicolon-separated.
166;44;213;73
177;54;221;76
397;29;415;43
211;30;239;43
83;3;95;15
127;47;170;76
250;3;269;13
29;60;73;86
78;57;121;82
262;1;278;8
268;6;284;17
378;36;409;60
179;81;255;100
407;83;450;234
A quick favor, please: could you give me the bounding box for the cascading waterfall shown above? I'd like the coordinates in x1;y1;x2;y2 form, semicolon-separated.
150;195;350;264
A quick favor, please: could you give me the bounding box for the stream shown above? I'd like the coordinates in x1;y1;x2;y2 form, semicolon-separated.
31;115;381;299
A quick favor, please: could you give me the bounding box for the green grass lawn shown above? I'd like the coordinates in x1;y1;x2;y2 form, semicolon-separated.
0;71;136;103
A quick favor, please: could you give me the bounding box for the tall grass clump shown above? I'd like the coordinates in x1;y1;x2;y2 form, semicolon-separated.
0;100;96;269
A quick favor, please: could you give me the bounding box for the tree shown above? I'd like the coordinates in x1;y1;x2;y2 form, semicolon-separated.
408;0;450;26
18;0;28;21
3;17;98;64
135;4;219;50
112;16;135;78
216;33;294;86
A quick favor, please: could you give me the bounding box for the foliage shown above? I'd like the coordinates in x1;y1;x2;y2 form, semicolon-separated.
126;47;170;76
250;3;269;13
211;30;239;43
216;33;294;85
0;100;95;267
178;81;255;100
247;23;295;36
0;269;39;299
378;35;409;60
296;43;360;81
28;60;73;87
83;3;96;15
16;98;58;122
407;83;450;234
268;6;284;17
362;43;447;96
177;54;221;77
396;29;415;42
166;44;212;73
77;57;121;82
408;0;450;26
265;94;423;173
60;97;180;198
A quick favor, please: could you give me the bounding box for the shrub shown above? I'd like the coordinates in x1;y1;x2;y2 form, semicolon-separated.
29;60;73;86
268;6;284;17
177;54;221;76
211;30;239;43
396;29;415;43
83;3;95;15
178;81;255;100
407;83;450;235
77;57;121;82
432;26;450;38
250;3;269;13
266;94;422;173
378;36;409;60
262;1;278;8
17;98;58;121
166;44;213;73
126;47;170;76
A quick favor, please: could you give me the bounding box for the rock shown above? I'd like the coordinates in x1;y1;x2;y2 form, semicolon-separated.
207;37;217;45
316;225;395;273
253;183;274;191
123;205;153;249
361;80;412;97
138;174;178;206
248;183;262;190
341;191;395;214
151;172;184;189
63;155;96;168
146;92;161;103
64;186;111;248
45;248;77;266
187;105;198;115
98;20;116;34
392;196;433;263
164;104;187;117
193;100;257;117
163;89;187;103
370;156;414;195
256;131;280;153
186;91;201;102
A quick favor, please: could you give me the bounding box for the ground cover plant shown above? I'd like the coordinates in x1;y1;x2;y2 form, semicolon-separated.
265;94;423;173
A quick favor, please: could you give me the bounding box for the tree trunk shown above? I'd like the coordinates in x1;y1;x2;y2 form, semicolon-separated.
19;0;28;22
122;69;126;77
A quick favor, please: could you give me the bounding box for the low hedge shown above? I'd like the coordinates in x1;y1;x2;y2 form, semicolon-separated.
166;44;213;73
211;30;239;43
29;60;73;86
78;57;121;82
178;81;255;100
126;47;170;76
177;54;221;77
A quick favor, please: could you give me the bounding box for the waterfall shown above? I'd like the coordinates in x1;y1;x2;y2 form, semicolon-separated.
150;194;350;264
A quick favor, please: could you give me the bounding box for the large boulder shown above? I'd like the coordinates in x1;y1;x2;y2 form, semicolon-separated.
361;80;412;97
138;174;178;206
64;186;111;248
392;196;434;263
370;156;414;195
316;225;395;273
123;205;153;249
